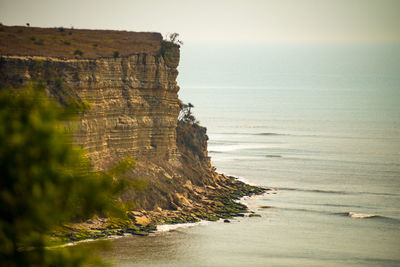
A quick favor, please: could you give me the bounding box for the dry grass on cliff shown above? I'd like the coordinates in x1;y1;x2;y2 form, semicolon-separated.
0;25;162;59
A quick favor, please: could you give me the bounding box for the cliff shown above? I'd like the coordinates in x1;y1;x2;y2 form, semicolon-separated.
0;26;264;238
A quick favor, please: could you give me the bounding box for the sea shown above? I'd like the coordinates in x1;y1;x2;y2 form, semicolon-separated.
90;43;400;266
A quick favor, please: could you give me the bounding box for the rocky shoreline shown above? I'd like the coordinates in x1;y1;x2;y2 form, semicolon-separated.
51;176;267;244
0;26;269;248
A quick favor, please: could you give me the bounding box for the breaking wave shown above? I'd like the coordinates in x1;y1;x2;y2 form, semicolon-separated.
157;221;209;232
274;187;400;196
336;212;400;222
260;206;399;222
345;212;379;219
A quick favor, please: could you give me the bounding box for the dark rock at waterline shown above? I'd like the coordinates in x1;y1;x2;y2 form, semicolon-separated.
133;231;149;236
51;176;267;244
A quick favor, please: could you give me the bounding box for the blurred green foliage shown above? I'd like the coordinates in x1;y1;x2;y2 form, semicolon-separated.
0;83;134;266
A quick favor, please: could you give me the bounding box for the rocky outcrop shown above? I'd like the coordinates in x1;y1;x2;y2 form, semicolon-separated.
0;27;265;234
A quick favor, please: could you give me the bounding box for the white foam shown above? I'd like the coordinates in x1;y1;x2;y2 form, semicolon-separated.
208;144;247;152
208;143;284;153
47;233;131;249
157;221;209;232
348;212;377;218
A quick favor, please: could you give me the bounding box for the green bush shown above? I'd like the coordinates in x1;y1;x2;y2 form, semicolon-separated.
0;83;134;266
63;40;71;45
160;40;179;67
73;49;84;56
113;50;120;58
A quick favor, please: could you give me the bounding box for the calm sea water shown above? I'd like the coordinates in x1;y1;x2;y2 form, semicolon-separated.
93;43;400;266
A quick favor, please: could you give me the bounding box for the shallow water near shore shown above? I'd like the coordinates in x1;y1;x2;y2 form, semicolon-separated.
89;43;400;266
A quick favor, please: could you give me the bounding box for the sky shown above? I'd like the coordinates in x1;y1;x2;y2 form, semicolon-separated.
0;0;399;44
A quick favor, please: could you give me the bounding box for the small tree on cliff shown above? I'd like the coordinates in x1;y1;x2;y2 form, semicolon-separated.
0;83;133;266
165;32;183;46
178;102;197;124
176;101;204;157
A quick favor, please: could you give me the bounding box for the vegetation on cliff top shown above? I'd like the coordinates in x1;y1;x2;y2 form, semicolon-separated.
160;33;182;67
0;25;162;58
0;83;134;266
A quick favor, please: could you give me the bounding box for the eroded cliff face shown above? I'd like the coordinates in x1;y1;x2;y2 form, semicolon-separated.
1;52;180;168
0;28;264;229
1;37;219;211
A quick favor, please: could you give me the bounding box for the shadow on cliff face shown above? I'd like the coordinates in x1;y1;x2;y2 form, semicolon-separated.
119;103;215;212
176;120;208;160
121;119;212;211
176;101;207;160
160;40;180;68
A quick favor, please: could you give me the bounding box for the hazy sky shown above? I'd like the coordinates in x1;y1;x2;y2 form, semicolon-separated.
1;0;399;43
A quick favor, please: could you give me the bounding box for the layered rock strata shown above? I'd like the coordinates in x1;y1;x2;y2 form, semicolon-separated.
0;53;180;169
0;27;265;239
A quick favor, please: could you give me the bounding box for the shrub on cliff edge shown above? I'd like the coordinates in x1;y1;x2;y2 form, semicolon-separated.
160;33;182;67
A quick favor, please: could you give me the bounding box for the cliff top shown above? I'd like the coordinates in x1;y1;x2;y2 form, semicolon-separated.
0;25;163;59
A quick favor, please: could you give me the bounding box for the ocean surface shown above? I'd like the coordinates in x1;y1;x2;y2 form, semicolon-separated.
92;43;400;266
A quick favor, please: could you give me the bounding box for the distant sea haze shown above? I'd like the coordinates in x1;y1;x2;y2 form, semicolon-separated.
99;43;400;266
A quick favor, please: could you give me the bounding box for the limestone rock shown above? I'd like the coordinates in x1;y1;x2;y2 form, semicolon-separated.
0;28;262;215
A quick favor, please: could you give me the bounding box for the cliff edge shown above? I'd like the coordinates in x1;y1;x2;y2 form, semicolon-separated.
0;26;264;239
